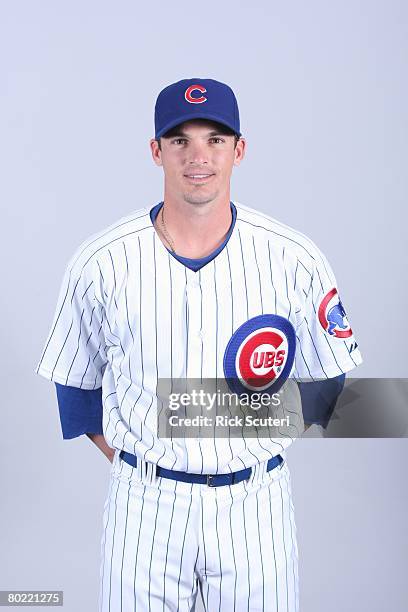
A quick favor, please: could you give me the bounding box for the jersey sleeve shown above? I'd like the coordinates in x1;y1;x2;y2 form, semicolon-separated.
297;374;345;428
35;251;108;390
54;383;104;439
293;248;363;380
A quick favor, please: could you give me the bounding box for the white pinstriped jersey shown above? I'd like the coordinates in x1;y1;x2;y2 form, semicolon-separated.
35;201;362;472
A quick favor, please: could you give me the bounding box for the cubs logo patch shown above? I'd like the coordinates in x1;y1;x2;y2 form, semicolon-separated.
223;314;296;396
184;84;207;104
318;288;353;338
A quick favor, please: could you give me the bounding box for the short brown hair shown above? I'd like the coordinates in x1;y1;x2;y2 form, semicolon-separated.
156;120;240;151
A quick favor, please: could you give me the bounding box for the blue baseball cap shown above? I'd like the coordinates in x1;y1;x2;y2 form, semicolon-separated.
154;78;241;140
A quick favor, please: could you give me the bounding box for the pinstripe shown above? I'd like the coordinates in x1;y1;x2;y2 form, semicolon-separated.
201;492;209;611
190;545;200;601
198;268;203;383
168;253;178;470
241;482;251;612
295;257;312;279
162;481;178;608
238;228;274;464
214;257;234;471
176;484;194;608
105;251;126;371
277;475;290;612
227;485;238;612
119;478;132;612
99;458;119;612
303;317;329;377
295;335;314;379
266;474;279;612
226;244;247;467
79;354;91;388
293;259;299;292
252;235;263;313
65;308;86;380
267;240;278;314
214;491;223;611
282;466;299;611
148;488;162;611
133;483;147;607
132;235;144;459
214;260;219;380
152;235;166;463
123;242;135;373
345;340;359;367
108;249;119;311
184;266;189;379
282;247;292;320
143;234;160;465
255;480;265;610
108;472;121;611
237;228;249;320
115;243;135;449
197;269;205;474
184;266;189;474
213;261;220;474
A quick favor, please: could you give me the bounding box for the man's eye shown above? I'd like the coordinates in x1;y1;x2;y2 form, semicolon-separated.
210;137;224;143
173;138;187;145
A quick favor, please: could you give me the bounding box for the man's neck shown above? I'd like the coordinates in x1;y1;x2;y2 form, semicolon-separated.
154;196;233;259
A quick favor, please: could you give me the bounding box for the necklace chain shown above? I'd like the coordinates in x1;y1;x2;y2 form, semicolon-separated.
159;204;233;256
160;206;176;253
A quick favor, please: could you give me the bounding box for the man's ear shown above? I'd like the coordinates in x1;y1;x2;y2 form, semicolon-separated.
233;138;246;166
150;138;163;167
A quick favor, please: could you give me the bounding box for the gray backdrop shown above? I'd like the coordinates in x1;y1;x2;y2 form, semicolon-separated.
1;1;406;610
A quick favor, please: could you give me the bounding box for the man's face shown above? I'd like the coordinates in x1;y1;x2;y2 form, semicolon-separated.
150;119;246;206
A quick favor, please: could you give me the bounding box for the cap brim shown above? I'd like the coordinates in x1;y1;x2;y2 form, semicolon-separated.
155;112;241;139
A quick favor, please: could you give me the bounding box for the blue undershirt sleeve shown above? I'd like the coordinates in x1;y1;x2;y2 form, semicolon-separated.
54;383;104;440
297;374;346;429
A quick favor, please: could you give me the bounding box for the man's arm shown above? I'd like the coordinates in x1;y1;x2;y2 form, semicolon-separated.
86;433;115;462
54;383;114;462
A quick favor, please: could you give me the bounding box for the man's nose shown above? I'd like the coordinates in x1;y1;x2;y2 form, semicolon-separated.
187;142;209;164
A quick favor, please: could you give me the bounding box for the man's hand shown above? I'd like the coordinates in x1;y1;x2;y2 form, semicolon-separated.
86;433;115;462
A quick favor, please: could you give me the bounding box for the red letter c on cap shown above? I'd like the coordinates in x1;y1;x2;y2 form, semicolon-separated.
185;84;207;104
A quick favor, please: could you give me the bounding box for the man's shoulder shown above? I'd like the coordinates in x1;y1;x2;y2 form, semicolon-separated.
234;200;326;268
65;205;153;277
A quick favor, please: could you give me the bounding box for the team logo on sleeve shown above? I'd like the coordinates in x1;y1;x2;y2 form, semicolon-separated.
223;314;296;395
318;288;353;338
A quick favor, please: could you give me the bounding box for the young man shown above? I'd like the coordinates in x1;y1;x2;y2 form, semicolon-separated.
36;78;363;611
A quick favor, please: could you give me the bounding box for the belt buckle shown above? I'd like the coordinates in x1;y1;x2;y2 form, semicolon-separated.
207;474;215;487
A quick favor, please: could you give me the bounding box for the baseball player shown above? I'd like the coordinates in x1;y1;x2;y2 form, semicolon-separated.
35;78;363;611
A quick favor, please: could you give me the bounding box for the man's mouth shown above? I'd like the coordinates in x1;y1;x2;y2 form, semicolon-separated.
183;173;215;182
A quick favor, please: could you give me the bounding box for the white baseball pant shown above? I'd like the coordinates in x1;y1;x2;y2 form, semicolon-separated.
99;450;299;611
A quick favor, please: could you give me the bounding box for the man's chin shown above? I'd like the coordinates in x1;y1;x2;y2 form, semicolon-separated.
183;190;219;206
